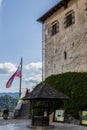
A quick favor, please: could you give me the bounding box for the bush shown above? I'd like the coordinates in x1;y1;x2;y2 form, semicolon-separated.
36;72;87;119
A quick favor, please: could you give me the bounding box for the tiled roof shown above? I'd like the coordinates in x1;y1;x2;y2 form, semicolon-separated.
37;0;70;23
23;84;69;100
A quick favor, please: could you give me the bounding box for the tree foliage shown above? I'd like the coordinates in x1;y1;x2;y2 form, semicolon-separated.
36;72;87;119
0;95;17;111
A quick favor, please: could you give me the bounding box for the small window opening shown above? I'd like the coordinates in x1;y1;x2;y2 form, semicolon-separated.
64;10;75;28
51;21;59;36
52;24;57;35
85;3;87;11
66;14;73;26
72;42;74;47
64;51;67;60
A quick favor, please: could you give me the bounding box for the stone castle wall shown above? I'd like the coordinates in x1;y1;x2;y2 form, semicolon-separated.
43;0;87;79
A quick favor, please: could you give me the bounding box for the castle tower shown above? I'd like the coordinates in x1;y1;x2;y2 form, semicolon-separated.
37;0;87;80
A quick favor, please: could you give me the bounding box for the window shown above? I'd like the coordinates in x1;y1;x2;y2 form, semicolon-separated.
85;3;87;11
51;21;59;36
64;10;75;28
66;13;73;26
64;51;67;60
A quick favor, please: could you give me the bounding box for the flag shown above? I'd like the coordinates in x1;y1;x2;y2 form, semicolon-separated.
6;64;22;88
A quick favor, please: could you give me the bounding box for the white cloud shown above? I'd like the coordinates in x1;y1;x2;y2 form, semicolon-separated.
0;62;17;74
0;61;42;92
24;62;42;71
23;62;42;89
24;74;42;84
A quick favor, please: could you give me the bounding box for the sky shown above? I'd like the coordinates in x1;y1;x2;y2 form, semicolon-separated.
0;0;59;93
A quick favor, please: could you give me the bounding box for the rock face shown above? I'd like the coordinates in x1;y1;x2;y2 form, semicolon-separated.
42;0;87;79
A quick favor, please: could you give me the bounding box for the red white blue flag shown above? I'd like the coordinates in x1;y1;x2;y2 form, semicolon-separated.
6;64;22;88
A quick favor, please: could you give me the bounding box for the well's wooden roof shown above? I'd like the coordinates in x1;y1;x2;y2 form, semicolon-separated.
23;84;69;100
37;0;70;23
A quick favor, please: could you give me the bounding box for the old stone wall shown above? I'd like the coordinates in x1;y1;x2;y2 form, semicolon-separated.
43;0;87;79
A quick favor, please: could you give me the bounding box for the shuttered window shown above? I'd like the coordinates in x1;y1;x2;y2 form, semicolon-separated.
51;21;59;36
64;10;75;28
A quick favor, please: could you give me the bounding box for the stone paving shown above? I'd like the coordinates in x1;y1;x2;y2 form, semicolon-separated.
0;117;87;130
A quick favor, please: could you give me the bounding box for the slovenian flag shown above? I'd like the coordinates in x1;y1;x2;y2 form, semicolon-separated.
6;64;22;88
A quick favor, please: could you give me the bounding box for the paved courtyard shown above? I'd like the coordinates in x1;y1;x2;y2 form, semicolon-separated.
0;117;87;130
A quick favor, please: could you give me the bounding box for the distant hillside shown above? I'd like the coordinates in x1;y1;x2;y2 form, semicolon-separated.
0;95;17;111
0;92;19;98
